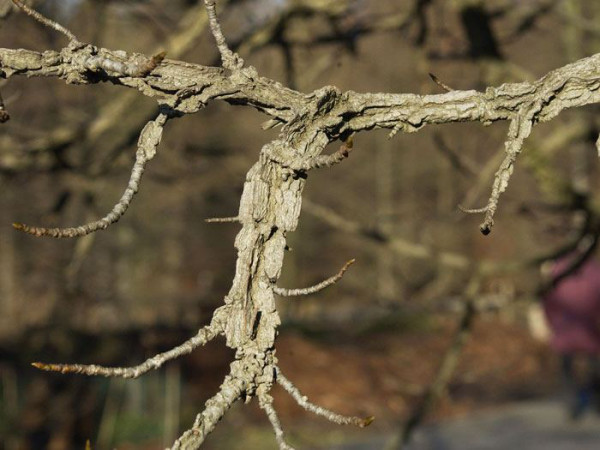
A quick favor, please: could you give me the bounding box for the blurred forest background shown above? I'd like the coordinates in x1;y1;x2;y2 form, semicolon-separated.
2;0;600;448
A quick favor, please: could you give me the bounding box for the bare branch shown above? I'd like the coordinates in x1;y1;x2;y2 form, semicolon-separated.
32;320;222;379
6;4;600;448
273;259;355;297
458;204;489;214
203;0;244;70
172;368;246;449
428;73;454;92
205;216;240;223
276;368;374;428
294;137;354;171
10;0;79;42
13;114;168;238
480;112;534;234
269;137;354;172
259;395;295;450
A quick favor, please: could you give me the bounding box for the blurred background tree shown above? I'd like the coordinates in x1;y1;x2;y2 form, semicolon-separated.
1;0;600;448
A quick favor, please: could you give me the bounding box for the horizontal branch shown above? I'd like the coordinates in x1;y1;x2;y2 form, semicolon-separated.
273;259;355;297
205;216;240;223
2;48;599;138
340;52;600;134
32;319;222;378
0;45;303;122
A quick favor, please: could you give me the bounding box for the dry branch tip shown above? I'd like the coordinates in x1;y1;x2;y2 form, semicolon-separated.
31;362;70;373
428;73;454;92
360;416;375;427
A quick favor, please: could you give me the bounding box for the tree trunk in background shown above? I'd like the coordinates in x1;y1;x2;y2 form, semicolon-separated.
376;137;397;304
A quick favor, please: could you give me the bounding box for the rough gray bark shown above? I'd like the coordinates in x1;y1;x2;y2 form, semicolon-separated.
3;1;600;448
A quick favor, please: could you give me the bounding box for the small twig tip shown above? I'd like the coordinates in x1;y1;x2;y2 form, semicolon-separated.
361;416;375;427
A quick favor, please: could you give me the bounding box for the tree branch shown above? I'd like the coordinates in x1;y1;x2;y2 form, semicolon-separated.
276;368;373;428
273;259;355;297
12;113;168;238
32;312;224;378
10;0;79;42
203;0;243;70
259;394;295;450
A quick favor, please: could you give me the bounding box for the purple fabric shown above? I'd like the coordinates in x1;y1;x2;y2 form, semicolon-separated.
543;256;600;355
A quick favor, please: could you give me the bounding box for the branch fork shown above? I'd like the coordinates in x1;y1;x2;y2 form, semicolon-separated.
6;1;600;449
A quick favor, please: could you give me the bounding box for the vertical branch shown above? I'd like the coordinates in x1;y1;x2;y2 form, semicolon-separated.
203;0;244;70
397;277;480;449
259;395;295;450
480;113;534;234
376;137;396;303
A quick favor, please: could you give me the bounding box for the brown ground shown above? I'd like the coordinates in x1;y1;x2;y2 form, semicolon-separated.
181;314;558;449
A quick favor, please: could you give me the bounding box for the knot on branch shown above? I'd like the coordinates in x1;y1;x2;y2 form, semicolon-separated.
306;85;342;115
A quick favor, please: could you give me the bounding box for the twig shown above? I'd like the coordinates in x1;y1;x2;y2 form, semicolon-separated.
293;137;354;171
273;259;355;297
276;368;374;428
10;0;79;42
428;73;454;92
480;112;534;234
458;204;489;214
203;0;243;70
13;114;168;238
205;216;240;223
270;137;354;172
32;321;221;378
259;394;295;450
